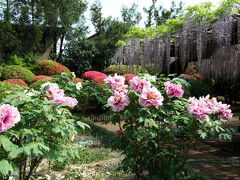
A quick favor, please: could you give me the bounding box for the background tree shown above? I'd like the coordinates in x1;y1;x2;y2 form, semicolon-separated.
90;0;106;33
121;3;142;26
154;0;183;26
143;0;157;27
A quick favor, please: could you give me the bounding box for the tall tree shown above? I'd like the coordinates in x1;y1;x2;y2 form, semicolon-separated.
143;0;157;27
121;3;142;26
90;0;105;33
154;0;183;26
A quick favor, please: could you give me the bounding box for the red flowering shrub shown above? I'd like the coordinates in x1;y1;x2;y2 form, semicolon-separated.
2;65;35;84
4;79;28;87
70;78;83;83
37;60;71;76
92;76;107;83
82;71;107;80
33;75;52;82
123;74;136;84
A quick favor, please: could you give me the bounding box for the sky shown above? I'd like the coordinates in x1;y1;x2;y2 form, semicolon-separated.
85;0;223;35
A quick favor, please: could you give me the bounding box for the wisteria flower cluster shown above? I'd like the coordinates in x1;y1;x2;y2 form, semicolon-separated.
188;95;232;122
41;82;78;108
0;104;20;133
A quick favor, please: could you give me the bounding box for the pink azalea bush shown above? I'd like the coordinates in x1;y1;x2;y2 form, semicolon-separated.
0;104;20;133
164;81;184;98
82;71;107;80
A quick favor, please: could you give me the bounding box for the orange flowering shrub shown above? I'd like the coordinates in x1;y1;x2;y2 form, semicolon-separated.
37;60;71;76
4;79;28;87
1;65;35;84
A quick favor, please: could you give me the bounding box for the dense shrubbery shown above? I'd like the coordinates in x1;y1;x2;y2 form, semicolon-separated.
33;75;52;82
82;71;107;80
189;79;214;98
29;78;50;90
1;65;35;84
0;82;24;101
104;65;148;75
37;60;71;76
0;66;3;78
4;79;28;87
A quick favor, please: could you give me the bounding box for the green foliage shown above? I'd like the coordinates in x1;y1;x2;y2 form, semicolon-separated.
0;81;24;101
0;0;87;59
185;2;216;24
104;65;148;75
121;3;142;26
8;53;39;72
0;66;2;78
59;37;97;77
1;65;36;84
52;145;110;171
29;78;50;90
0;88;87;179
76;81;111;114
189;80;214;97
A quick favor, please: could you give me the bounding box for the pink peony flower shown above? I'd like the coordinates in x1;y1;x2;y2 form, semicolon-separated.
104;74;125;88
187;97;212;122
111;84;128;94
188;95;232;122
107;93;129;112
41;82;64;100
53;97;78;108
0;104;20;133
164;81;184;98
130;76;151;94
139;87;164;107
217;103;232;121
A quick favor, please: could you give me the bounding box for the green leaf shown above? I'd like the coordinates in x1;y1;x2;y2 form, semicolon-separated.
0;135;17;152
0;160;14;176
77;121;90;130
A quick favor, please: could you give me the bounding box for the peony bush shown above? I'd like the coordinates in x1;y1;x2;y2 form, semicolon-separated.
104;74;233;179
0;80;88;179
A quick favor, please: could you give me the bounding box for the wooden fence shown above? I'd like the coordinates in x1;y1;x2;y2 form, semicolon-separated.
114;16;240;80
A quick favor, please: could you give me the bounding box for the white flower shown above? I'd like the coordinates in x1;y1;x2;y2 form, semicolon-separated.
24;89;36;96
71;72;76;78
76;82;82;90
61;72;67;76
141;74;157;82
